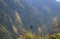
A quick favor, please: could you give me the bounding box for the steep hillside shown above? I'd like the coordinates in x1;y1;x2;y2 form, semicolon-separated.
0;0;25;39
0;0;43;39
0;0;60;38
24;0;60;34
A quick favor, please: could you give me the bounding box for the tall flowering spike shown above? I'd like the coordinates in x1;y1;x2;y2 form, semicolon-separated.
38;27;41;33
15;11;22;24
53;16;58;27
15;11;25;39
12;25;18;33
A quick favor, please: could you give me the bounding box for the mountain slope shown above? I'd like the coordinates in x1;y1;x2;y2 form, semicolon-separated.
0;0;60;38
0;0;43;38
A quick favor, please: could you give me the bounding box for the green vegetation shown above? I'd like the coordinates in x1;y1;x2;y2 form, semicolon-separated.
18;16;60;39
48;33;60;39
0;13;60;39
0;24;60;39
20;31;60;39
